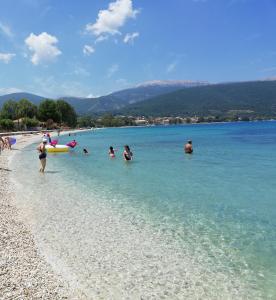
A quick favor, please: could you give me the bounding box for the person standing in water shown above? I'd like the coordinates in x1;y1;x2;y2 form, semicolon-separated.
109;146;116;158
123;145;133;161
47;133;52;144
37;138;47;172
184;140;193;154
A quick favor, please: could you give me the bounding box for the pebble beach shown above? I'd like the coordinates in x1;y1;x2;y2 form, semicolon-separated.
0;134;74;299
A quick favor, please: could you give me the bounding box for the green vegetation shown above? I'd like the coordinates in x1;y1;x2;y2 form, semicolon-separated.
56;100;77;127
1;100;18;120
38;99;61;123
0;119;15;131
77;114;135;128
22;117;39;128
119;80;276;120
16;99;37;119
0;98;77;132
77;116;96;128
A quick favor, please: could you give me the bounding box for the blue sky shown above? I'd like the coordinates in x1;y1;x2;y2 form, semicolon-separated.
0;0;276;98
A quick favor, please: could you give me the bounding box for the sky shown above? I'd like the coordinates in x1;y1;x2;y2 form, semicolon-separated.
0;0;276;98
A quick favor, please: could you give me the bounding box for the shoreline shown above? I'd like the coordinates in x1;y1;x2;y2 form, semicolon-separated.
0;130;89;299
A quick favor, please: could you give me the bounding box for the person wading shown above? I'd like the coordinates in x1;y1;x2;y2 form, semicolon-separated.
184;140;193;154
37;138;47;173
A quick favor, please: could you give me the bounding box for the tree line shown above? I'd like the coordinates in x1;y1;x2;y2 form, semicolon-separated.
0;99;77;131
77;114;135;128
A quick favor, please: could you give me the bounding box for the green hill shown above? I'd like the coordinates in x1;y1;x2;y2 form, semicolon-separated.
118;80;276;118
0;92;45;107
0;81;207;115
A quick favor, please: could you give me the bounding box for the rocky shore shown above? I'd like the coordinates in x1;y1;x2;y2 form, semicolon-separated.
0;135;70;299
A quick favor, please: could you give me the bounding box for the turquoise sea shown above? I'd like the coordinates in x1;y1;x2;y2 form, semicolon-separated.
11;121;276;299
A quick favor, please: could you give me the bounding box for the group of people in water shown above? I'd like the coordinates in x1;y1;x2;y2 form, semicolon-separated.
37;133;193;173
2;131;192;174
82;145;133;160
37;134;135;173
107;145;133;160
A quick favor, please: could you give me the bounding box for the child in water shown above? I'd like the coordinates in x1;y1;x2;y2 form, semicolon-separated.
83;148;89;154
123;145;133;161
109;146;116;158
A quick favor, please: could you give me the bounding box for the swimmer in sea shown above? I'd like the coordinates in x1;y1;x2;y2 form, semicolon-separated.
109;146;116;158
83;148;89;154
184;140;193;154
123;145;133;161
37;138;47;172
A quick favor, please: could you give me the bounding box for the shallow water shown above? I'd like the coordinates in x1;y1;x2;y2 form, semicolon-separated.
11;122;276;299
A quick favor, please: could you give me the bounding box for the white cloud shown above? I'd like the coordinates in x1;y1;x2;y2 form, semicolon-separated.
0;87;22;96
0;22;13;38
0;52;16;64
83;45;95;56
123;32;139;44
33;76;93;98
86;0;139;36
25;32;62;65
87;93;100;98
95;35;109;44
167;61;178;73
73;67;90;77
107;64;119;77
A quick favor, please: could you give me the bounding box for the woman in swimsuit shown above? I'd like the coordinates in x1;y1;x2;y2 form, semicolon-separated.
123;145;133;161
37;138;47;173
109;146;116;158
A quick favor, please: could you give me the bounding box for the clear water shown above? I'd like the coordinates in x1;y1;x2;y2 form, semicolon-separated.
11;122;276;299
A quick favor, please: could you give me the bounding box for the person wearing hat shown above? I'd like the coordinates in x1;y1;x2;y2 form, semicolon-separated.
184;140;193;154
37;138;47;172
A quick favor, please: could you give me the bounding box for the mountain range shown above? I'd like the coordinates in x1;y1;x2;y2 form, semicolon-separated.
1;80;276;119
0;80;208;115
0;92;45;107
118;80;276;118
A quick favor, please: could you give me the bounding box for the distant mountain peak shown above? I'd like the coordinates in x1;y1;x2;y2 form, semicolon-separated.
262;77;276;82
136;80;209;88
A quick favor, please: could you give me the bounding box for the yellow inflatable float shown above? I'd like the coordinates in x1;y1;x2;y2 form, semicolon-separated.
46;145;69;153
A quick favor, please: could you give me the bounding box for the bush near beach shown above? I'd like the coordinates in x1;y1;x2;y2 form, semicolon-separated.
0;99;77;132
